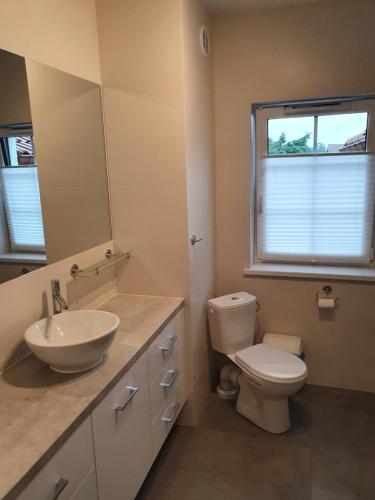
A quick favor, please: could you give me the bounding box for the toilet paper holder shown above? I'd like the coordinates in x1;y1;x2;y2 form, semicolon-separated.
316;285;337;308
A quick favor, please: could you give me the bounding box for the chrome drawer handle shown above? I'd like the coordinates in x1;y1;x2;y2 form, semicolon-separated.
54;478;69;499
160;369;179;388
113;386;140;412
158;335;177;352
161;402;180;423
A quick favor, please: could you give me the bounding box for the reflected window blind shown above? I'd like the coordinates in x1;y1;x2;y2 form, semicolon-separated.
0;167;45;251
257;154;375;265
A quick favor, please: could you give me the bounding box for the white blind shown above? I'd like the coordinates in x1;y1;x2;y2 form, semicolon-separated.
0;167;45;251
257;154;375;265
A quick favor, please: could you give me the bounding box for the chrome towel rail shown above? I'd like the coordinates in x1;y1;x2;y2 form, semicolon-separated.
70;249;132;278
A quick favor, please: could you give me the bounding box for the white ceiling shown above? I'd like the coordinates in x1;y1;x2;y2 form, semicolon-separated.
203;0;320;13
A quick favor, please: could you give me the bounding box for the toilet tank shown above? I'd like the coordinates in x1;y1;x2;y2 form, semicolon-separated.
207;292;257;354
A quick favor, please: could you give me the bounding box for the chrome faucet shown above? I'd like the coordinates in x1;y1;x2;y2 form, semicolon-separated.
51;279;68;314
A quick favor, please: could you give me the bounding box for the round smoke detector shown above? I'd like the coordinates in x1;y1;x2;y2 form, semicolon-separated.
200;25;210;57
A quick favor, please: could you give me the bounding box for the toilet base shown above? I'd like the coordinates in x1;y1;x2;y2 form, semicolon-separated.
236;373;291;433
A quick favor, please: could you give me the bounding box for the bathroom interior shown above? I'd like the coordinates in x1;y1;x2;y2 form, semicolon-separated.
0;0;374;499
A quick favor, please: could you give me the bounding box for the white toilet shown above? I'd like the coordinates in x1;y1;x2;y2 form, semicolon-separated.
207;292;307;433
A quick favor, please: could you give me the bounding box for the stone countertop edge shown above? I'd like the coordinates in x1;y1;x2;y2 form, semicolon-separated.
2;295;184;500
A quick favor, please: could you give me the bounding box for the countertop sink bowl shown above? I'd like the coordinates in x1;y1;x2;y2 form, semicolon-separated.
24;310;120;373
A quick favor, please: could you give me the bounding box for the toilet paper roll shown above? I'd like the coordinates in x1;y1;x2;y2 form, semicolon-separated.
318;297;335;309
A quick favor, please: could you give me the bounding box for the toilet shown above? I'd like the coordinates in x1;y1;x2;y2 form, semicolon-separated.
207;292;307;433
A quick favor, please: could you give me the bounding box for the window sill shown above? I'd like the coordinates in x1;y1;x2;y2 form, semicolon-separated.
0;253;47;265
244;263;375;282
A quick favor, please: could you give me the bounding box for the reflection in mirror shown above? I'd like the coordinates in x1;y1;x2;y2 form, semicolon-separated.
0;50;46;283
0;49;112;284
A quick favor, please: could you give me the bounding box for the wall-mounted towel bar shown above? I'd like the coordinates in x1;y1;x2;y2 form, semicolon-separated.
70;249;132;278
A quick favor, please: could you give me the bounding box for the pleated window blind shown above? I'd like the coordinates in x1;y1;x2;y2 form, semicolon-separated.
0;167;45;251
257;154;375;265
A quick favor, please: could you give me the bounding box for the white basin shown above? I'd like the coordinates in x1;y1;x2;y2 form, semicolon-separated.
25;310;120;373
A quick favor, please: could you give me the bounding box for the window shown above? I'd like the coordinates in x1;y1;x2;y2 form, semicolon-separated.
253;96;375;270
0;131;45;252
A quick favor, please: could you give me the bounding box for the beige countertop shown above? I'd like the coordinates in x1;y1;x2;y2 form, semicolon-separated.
0;294;184;500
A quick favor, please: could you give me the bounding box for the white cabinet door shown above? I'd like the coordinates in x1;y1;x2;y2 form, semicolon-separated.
17;417;95;500
70;469;97;500
92;352;152;500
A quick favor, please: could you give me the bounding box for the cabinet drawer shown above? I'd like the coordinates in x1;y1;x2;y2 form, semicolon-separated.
70;468;97;500
17;417;95;500
148;309;184;385
151;376;186;458
92;351;152;500
150;350;183;422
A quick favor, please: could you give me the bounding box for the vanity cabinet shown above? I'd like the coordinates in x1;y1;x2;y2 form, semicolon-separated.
92;309;185;500
17;417;96;500
15;308;185;500
91;351;153;500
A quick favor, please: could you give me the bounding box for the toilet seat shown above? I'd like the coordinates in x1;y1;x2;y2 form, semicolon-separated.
235;344;307;384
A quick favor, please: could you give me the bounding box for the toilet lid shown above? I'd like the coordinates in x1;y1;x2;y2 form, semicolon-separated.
235;344;307;383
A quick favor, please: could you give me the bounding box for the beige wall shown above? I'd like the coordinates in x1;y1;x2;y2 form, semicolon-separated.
0;1;115;371
96;0;189;300
0;0;101;83
181;0;216;423
213;0;375;392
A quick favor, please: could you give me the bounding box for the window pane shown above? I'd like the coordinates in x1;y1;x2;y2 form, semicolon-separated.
257;154;375;264
0;167;45;251
317;113;368;153
268;116;314;155
16;135;35;165
1;135;35;166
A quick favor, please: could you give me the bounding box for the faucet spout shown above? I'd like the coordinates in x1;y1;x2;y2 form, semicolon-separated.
51;279;68;315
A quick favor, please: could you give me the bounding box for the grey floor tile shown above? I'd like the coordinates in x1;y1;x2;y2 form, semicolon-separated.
138;427;311;499
307;385;375;452
311;446;375;500
137;386;375;500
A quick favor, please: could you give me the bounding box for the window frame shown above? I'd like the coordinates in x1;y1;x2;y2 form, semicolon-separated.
248;94;375;279
0;128;46;255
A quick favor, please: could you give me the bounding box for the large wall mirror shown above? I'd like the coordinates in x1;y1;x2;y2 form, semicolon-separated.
0;49;112;284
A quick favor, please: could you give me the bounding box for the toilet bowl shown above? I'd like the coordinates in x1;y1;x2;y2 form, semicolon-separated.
229;344;306;433
207;292;307;434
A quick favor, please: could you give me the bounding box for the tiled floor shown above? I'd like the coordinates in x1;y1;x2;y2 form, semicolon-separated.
137;385;375;500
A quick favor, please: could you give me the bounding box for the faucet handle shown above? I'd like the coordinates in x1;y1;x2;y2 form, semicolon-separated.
51;279;68;314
